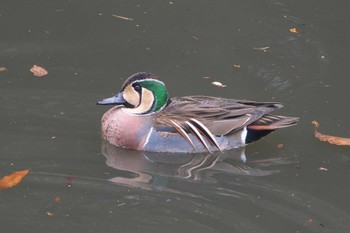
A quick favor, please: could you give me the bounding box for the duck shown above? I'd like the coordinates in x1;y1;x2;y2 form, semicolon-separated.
97;72;298;153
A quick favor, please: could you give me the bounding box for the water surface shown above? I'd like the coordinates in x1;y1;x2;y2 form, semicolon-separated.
1;1;350;232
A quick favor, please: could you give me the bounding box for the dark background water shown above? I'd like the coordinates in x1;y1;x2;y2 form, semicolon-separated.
1;1;350;232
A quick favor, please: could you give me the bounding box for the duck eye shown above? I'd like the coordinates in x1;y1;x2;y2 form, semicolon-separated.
132;83;142;92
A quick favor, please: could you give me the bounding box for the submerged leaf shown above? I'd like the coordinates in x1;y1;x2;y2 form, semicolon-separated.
54;196;61;203
0;169;30;190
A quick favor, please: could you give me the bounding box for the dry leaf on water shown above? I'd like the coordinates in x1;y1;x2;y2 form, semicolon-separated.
233;64;241;68
304;218;313;226
289;27;300;33
0;67;7;72
312;120;350;146
112;14;134;21
30;65;48;77
0;169;30;190
211;81;227;87
314;130;350;146
254;46;270;52
47;211;54;217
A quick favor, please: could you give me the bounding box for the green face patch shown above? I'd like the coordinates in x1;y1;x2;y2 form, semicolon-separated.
139;80;168;112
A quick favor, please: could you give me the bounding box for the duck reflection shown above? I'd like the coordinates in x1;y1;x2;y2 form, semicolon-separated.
101;141;294;189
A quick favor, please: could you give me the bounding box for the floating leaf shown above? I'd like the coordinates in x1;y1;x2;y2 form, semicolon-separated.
289;27;300;33
233;64;241;68
311;120;320;128
314;130;350;146
211;81;227;87
192;35;199;40
0;169;30;190
30;65;48;77
0;67;7;72
312;120;350;146
47;211;54;217
112;14;134;21
254;46;270;52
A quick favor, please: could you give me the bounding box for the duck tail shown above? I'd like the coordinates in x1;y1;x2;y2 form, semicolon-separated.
245;115;299;144
247;115;299;130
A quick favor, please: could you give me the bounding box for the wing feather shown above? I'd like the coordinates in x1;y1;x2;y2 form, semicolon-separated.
155;95;286;151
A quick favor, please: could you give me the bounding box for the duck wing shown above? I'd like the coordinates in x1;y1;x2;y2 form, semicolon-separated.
155;96;289;151
157;95;283;135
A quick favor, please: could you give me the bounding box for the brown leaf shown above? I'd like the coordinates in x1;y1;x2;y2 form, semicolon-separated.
311;120;320;128
30;65;48;77
314;130;350;146
0;169;30;190
289;27;300;33
312;120;350;146
47;211;54;217
54;196;61;203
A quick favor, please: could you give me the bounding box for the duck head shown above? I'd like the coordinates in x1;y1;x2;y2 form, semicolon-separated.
97;72;170;115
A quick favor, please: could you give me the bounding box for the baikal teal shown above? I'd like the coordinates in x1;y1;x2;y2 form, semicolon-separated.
97;72;298;153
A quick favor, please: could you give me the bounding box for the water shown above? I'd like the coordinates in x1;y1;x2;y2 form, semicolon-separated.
1;0;350;232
